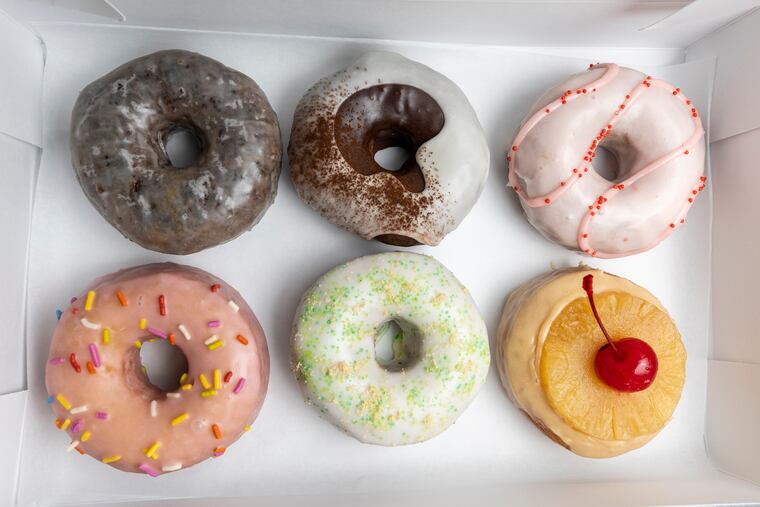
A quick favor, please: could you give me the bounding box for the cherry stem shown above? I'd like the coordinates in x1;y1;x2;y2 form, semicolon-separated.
582;274;622;359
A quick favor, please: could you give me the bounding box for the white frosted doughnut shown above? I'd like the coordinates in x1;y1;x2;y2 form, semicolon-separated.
507;64;706;258
290;252;490;445
289;51;489;246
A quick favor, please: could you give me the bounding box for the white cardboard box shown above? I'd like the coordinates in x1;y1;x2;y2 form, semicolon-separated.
2;1;760;505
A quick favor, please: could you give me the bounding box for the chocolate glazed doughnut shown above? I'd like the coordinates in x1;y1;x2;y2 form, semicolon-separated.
289;51;489;246
71;50;282;254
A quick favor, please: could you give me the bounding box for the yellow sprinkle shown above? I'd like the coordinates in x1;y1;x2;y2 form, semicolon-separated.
199;374;211;390
85;291;96;311
207;340;224;351
102;455;121;464
181;384;193;391
244;425;251;432
81;431;91;442
171;413;189;426
213;369;221;389
145;441;161;458
139;318;147;330
61;418;71;430
201;389;217;398
56;394;71;410
102;328;110;345
134;341;142;349
179;373;187;384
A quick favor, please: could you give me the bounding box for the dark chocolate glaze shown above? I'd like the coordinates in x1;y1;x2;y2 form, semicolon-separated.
70;50;282;254
334;84;444;195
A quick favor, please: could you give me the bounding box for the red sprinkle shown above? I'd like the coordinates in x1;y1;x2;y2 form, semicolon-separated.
70;353;82;373
511;145;518;152
670;223;676;228
211;284;221;293
544;198;551;204
223;371;233;383
236;335;249;346
159;295;167;316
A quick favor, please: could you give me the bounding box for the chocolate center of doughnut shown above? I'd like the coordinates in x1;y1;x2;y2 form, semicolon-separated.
160;122;206;169
333;84;445;194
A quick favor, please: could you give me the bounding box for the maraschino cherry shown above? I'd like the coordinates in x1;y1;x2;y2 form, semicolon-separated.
582;274;658;392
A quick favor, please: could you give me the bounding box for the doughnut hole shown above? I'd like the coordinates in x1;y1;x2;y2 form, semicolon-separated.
591;145;621;182
374;318;422;372
162;123;204;168
139;338;189;392
374;145;411;172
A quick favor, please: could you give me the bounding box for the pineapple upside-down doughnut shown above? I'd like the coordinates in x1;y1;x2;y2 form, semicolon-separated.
496;267;686;458
45;263;269;475
291;252;490;445
507;63;706;258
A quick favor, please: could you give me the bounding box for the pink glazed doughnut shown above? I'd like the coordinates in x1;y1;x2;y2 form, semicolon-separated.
45;263;269;475
507;63;706;258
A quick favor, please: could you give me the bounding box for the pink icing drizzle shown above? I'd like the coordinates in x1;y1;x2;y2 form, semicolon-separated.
507;64;705;258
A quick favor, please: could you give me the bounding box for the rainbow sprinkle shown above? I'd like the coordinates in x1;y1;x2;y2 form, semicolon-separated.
70;405;88;415
201;390;217;398
139;463;159;477
56;394;71;410
66;440;80;452
199;374;211;390
61;418;71;430
80;318;101;330
207;320;221;328
86;361;96;374
48;357;65;365
55;310;63;320
233;378;246;394
158;295;167;316
134;341;142;349
207;340;224;351
102;328;111;345
245;425;251;432
81;431;91;442
147;326;167;339
223;371;233;383
228;300;239;313
116;291;128;307
213;447;226;457
139;318;147;330
69;353;82;373
162;463;182;472
84;291;96;311
179;373;187;384
145;441;161;458
102;455;121;464
178;324;191;340
236;335;248;346
212;423;222;439
46;395;54;404
171;413;189;426
204;335;219;346
213;369;221;389
71;419;84;433
95;411;109;420
150;400;157;417
167;393;181;399
181;384;193;391
88;343;101;368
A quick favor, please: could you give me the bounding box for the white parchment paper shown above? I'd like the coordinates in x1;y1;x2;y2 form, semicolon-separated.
17;25;715;505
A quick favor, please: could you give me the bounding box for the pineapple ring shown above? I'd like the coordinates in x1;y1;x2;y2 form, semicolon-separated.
496;267;686;458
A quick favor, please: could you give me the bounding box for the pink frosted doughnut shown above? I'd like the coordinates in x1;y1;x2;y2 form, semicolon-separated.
45;263;269;475
507;63;706;258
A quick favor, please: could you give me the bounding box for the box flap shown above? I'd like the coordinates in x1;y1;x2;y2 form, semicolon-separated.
687;5;760;141
0;9;43;147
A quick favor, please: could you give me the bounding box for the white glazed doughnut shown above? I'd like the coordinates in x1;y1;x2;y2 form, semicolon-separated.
289;51;489;247
290;252;490;445
507;64;706;258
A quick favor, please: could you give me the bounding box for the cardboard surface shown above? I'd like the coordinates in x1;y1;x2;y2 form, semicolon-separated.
14;24;717;505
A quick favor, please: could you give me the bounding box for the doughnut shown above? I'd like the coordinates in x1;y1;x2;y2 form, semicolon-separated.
291;252;490;445
496;267;685;457
288;51;489;247
507;63;706;258
70;50;282;255
45;263;269;474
